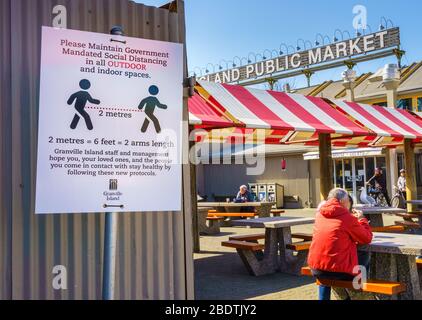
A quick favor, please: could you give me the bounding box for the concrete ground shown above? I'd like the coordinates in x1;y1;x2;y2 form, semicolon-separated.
194;209;398;300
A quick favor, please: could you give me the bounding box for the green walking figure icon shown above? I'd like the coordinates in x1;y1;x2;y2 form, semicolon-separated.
67;79;100;130
138;85;167;133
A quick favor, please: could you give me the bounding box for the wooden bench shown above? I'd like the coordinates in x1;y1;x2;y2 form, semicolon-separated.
208;212;258;218
206;217;225;221
395;221;420;229
301;267;406;296
271;209;285;217
395;212;420;219
222;240;264;251
229;233;265;242
286;241;312;251
371;225;407;233
291;233;313;241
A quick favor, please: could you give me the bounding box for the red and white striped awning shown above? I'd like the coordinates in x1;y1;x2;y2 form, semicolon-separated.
188;94;234;128
196;80;371;144
333;100;422;144
193;81;422;146
199;80;369;136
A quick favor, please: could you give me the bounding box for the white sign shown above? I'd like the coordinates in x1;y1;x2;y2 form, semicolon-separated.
199;28;400;84
36;27;183;214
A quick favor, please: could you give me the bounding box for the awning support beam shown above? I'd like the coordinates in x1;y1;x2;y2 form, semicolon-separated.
404;139;417;213
319;133;334;201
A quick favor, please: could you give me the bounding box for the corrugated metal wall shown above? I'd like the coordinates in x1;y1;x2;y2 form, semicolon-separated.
1;0;194;300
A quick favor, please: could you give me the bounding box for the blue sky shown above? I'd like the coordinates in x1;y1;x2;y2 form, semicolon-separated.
136;0;422;89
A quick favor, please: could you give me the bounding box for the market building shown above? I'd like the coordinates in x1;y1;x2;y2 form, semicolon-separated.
195;62;422;208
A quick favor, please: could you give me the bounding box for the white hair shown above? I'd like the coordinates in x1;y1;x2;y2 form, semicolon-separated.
240;185;248;190
327;188;349;202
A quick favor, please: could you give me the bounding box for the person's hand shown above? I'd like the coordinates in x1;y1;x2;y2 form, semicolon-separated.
352;209;364;220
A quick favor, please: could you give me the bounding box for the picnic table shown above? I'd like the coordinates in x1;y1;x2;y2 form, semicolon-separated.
229;216;315;276
358;232;422;300
353;205;407;227
406;200;422;205
197;202;276;218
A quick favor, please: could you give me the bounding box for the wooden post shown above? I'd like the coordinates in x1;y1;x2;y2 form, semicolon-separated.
319;133;334;201
189;125;200;253
404;139;417;213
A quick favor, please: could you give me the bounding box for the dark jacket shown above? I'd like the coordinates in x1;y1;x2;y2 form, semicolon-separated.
235;190;254;203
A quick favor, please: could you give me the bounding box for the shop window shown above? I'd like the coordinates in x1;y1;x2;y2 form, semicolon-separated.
418;98;422;112
375;157;387;174
397;153;405;172
397;98;413;111
365;158;375;183
375;101;387;107
334;160;343;188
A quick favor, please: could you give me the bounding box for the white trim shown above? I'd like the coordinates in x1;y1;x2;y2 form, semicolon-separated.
303;147;384;160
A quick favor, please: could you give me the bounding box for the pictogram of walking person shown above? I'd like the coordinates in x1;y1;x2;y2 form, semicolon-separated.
138;85;167;133
67;79;100;130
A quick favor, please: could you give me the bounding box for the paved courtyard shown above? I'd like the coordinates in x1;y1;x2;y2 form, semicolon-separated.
194;209;399;300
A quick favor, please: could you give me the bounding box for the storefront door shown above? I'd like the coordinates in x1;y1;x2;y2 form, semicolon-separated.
333;157;385;203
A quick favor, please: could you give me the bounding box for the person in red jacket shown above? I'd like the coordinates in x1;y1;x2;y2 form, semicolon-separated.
308;188;373;300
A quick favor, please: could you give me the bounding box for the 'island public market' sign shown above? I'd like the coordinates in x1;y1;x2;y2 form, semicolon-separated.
199;28;400;84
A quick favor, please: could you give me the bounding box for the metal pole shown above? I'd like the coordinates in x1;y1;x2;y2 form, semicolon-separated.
102;211;118;300
102;25;124;300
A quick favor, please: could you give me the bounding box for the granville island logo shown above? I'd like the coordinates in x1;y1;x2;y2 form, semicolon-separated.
103;179;123;201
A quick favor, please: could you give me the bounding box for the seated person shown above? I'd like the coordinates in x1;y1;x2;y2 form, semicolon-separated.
234;185;255;213
308;188;373;300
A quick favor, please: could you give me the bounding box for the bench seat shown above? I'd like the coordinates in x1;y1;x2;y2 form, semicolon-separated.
286;241;312;251
395;221;420;229
291;233;313;241
222;240;264;251
371;225;406;233
301;267;406;296
208;212;257;218
229;233;265;242
206;217;225;221
271;209;285;216
395;212;420;219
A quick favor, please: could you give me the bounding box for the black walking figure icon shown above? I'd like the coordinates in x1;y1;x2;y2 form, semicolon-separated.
67;79;100;130
138;85;167;133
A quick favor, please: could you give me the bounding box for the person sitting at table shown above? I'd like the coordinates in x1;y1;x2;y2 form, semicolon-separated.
234;185;255;213
308;188;373;300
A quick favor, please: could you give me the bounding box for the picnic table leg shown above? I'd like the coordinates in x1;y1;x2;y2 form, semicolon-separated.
198;209;209;235
364;213;384;228
368;252;398;300
235;228;279;276
396;254;422;300
278;227;308;275
261;228;280;273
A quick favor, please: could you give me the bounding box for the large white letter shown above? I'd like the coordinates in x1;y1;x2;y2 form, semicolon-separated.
363;34;375;52
265;60;275;74
376;31;388;49
290;54;301;68
231;68;240;82
52;5;67;28
353;5;367;30
323;46;335;61
308;48;322;65
349;38;362;55
52;265;68;290
246;65;255;78
336;42;348;58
